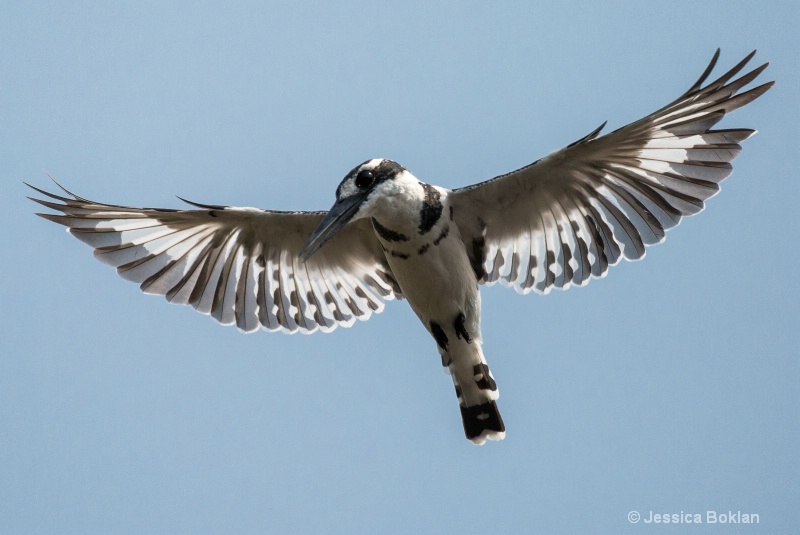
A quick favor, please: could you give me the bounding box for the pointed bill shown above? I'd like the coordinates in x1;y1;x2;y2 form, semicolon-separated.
300;194;365;261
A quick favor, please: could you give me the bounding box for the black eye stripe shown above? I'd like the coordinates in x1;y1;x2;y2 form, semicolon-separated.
337;159;406;199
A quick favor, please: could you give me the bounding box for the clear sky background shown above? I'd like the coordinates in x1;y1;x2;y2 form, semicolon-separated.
2;1;798;533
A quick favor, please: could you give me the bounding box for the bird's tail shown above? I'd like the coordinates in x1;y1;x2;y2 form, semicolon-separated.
447;343;506;445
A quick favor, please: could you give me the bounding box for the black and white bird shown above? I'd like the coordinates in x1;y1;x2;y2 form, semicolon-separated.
29;51;772;444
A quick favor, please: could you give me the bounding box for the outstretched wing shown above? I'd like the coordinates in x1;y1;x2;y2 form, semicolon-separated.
29;183;401;333
450;50;772;294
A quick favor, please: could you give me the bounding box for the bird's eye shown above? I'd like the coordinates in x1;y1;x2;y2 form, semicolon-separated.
355;170;375;189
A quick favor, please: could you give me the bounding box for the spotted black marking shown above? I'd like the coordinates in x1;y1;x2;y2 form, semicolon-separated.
454;313;472;343
486;249;503;282
460;401;505;440
290;290;302;325
545;250;556;286
562;244;574;282
323;291;343;320
430;321;448;351
454;384;463;403
372;217;408;243
343;292;361;316
524;260;536;287
273;288;285;324
256;254;266;268
449;205;454;221
586;215;608;264
307;290;323;324
417;243;430;255
376;270;402;296
470;236;487;281
354;287;379;311
467;217;488;281
390;250;409;260
433;225;449;246
473;363;497;391
508;252;521;281
418;183;443;234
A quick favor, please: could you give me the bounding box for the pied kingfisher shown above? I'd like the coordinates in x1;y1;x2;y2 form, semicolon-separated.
29;51;771;444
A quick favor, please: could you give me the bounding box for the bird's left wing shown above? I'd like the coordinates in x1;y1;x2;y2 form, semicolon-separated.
450;50;772;294
29;183;401;334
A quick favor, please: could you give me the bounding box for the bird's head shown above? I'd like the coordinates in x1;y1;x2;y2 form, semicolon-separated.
300;158;409;260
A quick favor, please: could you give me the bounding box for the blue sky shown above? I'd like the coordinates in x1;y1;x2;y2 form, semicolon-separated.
2;1;798;533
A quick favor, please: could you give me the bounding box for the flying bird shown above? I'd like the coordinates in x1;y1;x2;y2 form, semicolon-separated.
29;50;772;444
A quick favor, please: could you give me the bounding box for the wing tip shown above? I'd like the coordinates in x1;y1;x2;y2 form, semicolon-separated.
567;120;608;148
176;196;228;210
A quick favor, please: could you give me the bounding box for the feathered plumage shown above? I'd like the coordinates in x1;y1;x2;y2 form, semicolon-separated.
29;50;772;443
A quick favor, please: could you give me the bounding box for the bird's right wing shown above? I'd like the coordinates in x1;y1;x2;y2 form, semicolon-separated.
29;183;401;334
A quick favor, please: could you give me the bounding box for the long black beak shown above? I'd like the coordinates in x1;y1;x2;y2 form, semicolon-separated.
300;194;364;261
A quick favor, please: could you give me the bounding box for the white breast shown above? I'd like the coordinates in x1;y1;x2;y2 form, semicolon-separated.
369;186;480;330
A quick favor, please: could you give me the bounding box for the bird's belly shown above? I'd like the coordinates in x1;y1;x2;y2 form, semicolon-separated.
386;232;479;327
